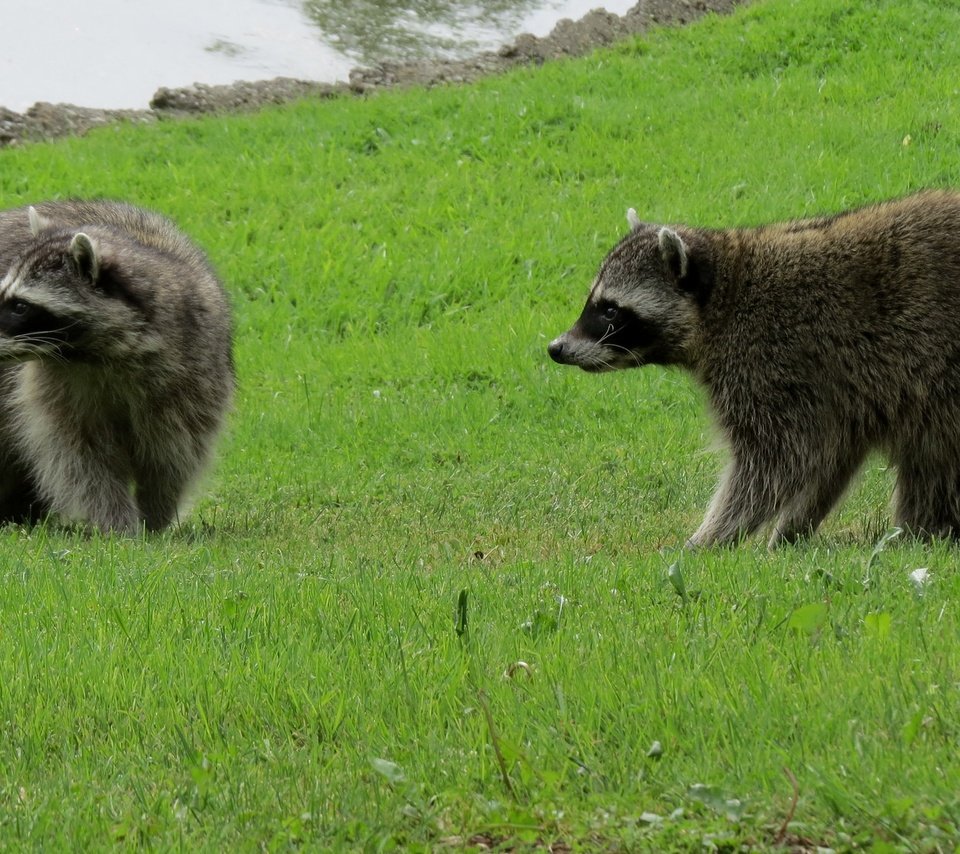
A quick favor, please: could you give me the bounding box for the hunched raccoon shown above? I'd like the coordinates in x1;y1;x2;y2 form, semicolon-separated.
549;191;960;548
0;199;233;534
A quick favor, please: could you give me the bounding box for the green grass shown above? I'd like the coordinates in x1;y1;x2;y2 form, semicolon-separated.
1;0;960;848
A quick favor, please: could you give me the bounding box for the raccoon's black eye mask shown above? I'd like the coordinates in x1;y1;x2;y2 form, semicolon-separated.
579;300;658;349
581;300;621;338
0;299;78;345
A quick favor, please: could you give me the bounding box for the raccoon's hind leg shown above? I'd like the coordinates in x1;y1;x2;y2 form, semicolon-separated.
767;449;866;549
892;458;960;539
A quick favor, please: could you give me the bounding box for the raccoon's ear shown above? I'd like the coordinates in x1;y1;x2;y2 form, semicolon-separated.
657;227;689;280
28;206;53;236
626;208;642;230
70;233;100;284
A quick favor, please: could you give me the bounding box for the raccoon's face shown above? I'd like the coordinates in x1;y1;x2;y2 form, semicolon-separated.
0;226;151;365
548;212;709;372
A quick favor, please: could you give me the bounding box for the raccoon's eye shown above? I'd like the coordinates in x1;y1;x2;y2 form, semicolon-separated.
601;305;619;322
9;300;29;317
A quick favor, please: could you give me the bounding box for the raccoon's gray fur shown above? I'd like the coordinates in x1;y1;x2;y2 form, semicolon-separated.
549;190;960;548
0;199;233;534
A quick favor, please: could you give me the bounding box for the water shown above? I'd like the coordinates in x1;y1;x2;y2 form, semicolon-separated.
0;0;636;112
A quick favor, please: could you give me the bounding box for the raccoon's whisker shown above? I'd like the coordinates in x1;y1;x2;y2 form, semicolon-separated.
11;335;69;365
603;342;644;366
11;342;66;366
596;323;625;346
42;347;69;366
591;351;619;371
619;346;644;367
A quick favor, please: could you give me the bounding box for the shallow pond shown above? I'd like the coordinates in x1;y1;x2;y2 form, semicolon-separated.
1;0;635;111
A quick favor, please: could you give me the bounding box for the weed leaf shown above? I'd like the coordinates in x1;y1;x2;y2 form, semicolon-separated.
866;526;902;572
667;562;689;604
787;602;828;634
371;758;405;784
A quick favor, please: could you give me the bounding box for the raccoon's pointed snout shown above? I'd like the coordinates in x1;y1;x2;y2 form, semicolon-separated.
548;335;570;364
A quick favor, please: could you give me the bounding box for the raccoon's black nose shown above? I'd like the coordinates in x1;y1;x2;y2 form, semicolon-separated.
548;338;567;363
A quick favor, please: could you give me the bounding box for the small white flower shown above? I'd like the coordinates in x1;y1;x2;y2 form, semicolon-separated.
909;567;931;590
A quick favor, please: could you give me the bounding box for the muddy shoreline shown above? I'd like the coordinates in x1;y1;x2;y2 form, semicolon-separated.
0;0;742;148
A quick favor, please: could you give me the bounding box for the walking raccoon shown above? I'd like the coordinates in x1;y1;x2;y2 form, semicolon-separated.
0;199;233;534
549;190;960;548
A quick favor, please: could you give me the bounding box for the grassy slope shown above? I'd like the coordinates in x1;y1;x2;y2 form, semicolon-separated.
1;0;960;848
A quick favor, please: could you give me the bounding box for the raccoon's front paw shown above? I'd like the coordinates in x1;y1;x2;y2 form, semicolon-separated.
767;527;797;550
82;493;141;536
